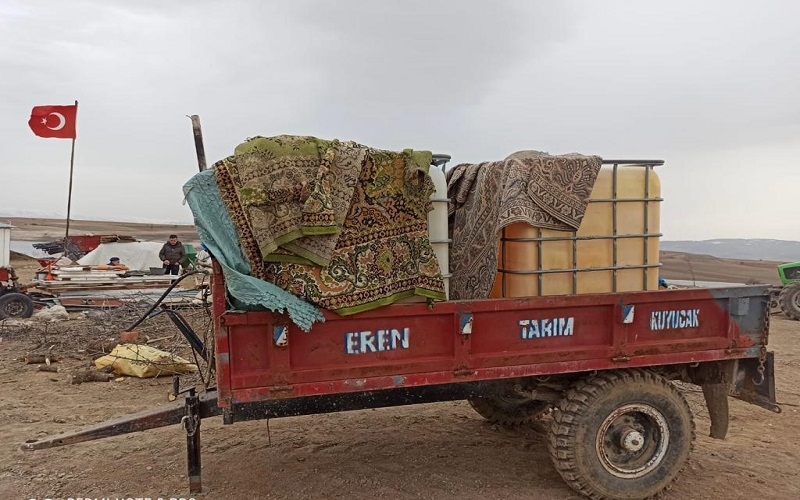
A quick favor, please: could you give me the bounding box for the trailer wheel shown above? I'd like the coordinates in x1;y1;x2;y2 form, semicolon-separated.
468;396;551;426
779;282;800;320
0;293;35;319
548;369;695;500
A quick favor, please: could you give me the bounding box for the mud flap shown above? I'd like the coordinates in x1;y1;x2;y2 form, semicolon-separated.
730;352;781;414
689;354;780;440
689;361;733;440
701;383;729;440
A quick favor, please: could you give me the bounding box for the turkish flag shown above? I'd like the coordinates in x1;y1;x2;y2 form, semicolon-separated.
28;105;78;139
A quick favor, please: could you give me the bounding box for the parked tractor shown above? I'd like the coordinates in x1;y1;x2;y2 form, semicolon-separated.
772;261;800;320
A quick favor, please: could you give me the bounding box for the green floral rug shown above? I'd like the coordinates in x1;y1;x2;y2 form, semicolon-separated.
214;136;446;315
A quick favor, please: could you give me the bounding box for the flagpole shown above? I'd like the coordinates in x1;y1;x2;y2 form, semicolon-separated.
64;99;78;246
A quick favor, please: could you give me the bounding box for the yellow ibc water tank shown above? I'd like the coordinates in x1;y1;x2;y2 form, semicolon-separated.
490;163;662;298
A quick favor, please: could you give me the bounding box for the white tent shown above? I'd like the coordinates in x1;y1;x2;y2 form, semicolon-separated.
77;242;165;271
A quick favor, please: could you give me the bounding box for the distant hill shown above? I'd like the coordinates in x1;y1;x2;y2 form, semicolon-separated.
659;251;782;285
660;239;800;263
2;217;198;243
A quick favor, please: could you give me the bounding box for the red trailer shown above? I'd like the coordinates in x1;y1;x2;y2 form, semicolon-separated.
22;260;780;500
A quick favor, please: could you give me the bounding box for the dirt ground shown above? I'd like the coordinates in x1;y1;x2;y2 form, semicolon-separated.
660;251;784;286
2;221;799;500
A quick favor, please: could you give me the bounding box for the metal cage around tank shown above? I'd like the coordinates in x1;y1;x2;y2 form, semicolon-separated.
496;159;664;297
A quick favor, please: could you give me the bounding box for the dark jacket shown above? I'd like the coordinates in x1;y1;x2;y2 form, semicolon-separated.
159;241;186;264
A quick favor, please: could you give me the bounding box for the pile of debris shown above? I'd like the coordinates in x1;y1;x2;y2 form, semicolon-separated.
28;237;207;312
2;299;214;387
33;234;138;261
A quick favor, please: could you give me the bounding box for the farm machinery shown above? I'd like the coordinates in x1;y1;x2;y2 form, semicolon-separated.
0;224;34;319
0;266;35;320
772;260;800;320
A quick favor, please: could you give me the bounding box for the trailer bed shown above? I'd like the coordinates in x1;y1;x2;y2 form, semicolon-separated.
213;264;771;418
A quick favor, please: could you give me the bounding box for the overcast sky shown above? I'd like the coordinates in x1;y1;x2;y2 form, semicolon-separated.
1;0;799;240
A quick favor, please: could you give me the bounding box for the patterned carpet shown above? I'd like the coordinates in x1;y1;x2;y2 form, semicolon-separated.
446;150;602;300
214;136;446;315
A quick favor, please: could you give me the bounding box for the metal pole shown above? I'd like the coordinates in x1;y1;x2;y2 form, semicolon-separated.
185;389;202;493
189;115;207;172
65;99;78;243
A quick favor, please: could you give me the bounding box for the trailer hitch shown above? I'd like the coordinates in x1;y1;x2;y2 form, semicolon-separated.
21;389;220;495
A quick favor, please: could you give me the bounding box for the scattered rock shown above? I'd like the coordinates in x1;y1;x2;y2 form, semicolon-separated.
119;330;140;343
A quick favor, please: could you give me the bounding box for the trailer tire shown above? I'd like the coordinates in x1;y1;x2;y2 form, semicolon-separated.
779;282;800;320
468;396;551;426
548;369;695;500
0;293;35;319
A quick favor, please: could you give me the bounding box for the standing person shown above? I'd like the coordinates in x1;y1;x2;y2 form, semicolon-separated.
159;234;185;276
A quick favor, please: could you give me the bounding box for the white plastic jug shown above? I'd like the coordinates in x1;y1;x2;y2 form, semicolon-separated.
428;162;450;299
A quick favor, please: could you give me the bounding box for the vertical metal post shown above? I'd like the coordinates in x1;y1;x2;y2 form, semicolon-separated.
184;389;202;494
190;115;208;172
65;99;79;243
501;227;507;297
611;163;619;292
537;227;543;296
643;165;651;289
571;231;578;294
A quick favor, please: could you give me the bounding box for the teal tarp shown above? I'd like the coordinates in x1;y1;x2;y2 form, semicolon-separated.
182;169;324;332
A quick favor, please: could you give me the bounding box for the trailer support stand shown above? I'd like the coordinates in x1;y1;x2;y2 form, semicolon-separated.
701;383;729;439
184;389;203;494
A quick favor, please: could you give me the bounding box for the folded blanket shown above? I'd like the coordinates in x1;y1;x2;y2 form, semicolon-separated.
215;135;366;267
264;147;447;315
447;150;602;300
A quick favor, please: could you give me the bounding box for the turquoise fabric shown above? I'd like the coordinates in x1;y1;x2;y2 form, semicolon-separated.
182;170;324;331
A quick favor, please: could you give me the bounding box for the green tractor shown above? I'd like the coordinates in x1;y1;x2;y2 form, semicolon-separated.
775;261;800;320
